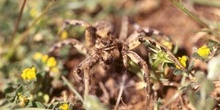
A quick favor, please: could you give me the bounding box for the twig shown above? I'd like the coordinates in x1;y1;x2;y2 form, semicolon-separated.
11;0;27;40
120;98;128;110
114;74;126;110
99;82;110;104
160;91;180;110
61;76;83;102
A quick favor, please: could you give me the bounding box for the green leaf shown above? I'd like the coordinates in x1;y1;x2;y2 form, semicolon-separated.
208;39;219;47
47;102;59;109
187;60;195;71
192;53;203;61
33;101;45;108
173;69;183;75
84;95;109;110
26;101;33;108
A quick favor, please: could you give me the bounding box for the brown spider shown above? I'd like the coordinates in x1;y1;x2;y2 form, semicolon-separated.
49;17;185;104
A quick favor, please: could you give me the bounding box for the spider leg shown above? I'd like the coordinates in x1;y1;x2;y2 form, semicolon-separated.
72;54;100;81
63;19;92;28
48;39;90;56
94;21;114;38
119;16;129;41
135;25;164;37
126;25;172;44
133;23;169;38
99;59;110;70
61;19;97;47
126;50;151;102
125;30;142;44
70;54;99;100
128;34;187;71
122;48;128;68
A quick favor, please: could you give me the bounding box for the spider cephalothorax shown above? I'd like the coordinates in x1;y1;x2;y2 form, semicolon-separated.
49;17;185;105
95;36;121;64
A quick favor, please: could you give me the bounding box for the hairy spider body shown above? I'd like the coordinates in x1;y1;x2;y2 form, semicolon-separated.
49;17;185;105
95;36;121;64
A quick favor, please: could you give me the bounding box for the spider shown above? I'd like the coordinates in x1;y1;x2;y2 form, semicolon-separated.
48;17;185;103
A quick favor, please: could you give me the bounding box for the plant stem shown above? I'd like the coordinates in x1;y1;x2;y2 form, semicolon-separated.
61;76;84;102
114;74;126;110
11;0;27;41
6;1;55;60
190;0;220;8
169;0;209;28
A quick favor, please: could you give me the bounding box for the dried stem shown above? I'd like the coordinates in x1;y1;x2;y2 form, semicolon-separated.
11;0;27;40
160;91;180;110
61;76;83;102
114;74;126;110
99;82;110;104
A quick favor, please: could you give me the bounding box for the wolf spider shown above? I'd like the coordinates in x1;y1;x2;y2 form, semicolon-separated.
49;17;185;103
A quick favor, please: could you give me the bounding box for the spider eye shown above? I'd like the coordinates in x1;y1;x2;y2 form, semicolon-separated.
76;69;81;74
101;40;108;45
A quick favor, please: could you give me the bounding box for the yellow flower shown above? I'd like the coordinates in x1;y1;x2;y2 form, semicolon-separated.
59;103;69;110
29;8;40;18
46;57;57;68
197;45;210;58
18;94;28;107
161;40;173;50
33;52;43;60
176;55;187;69
41;55;49;63
51;67;59;73
21;67;37;80
60;30;68;40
